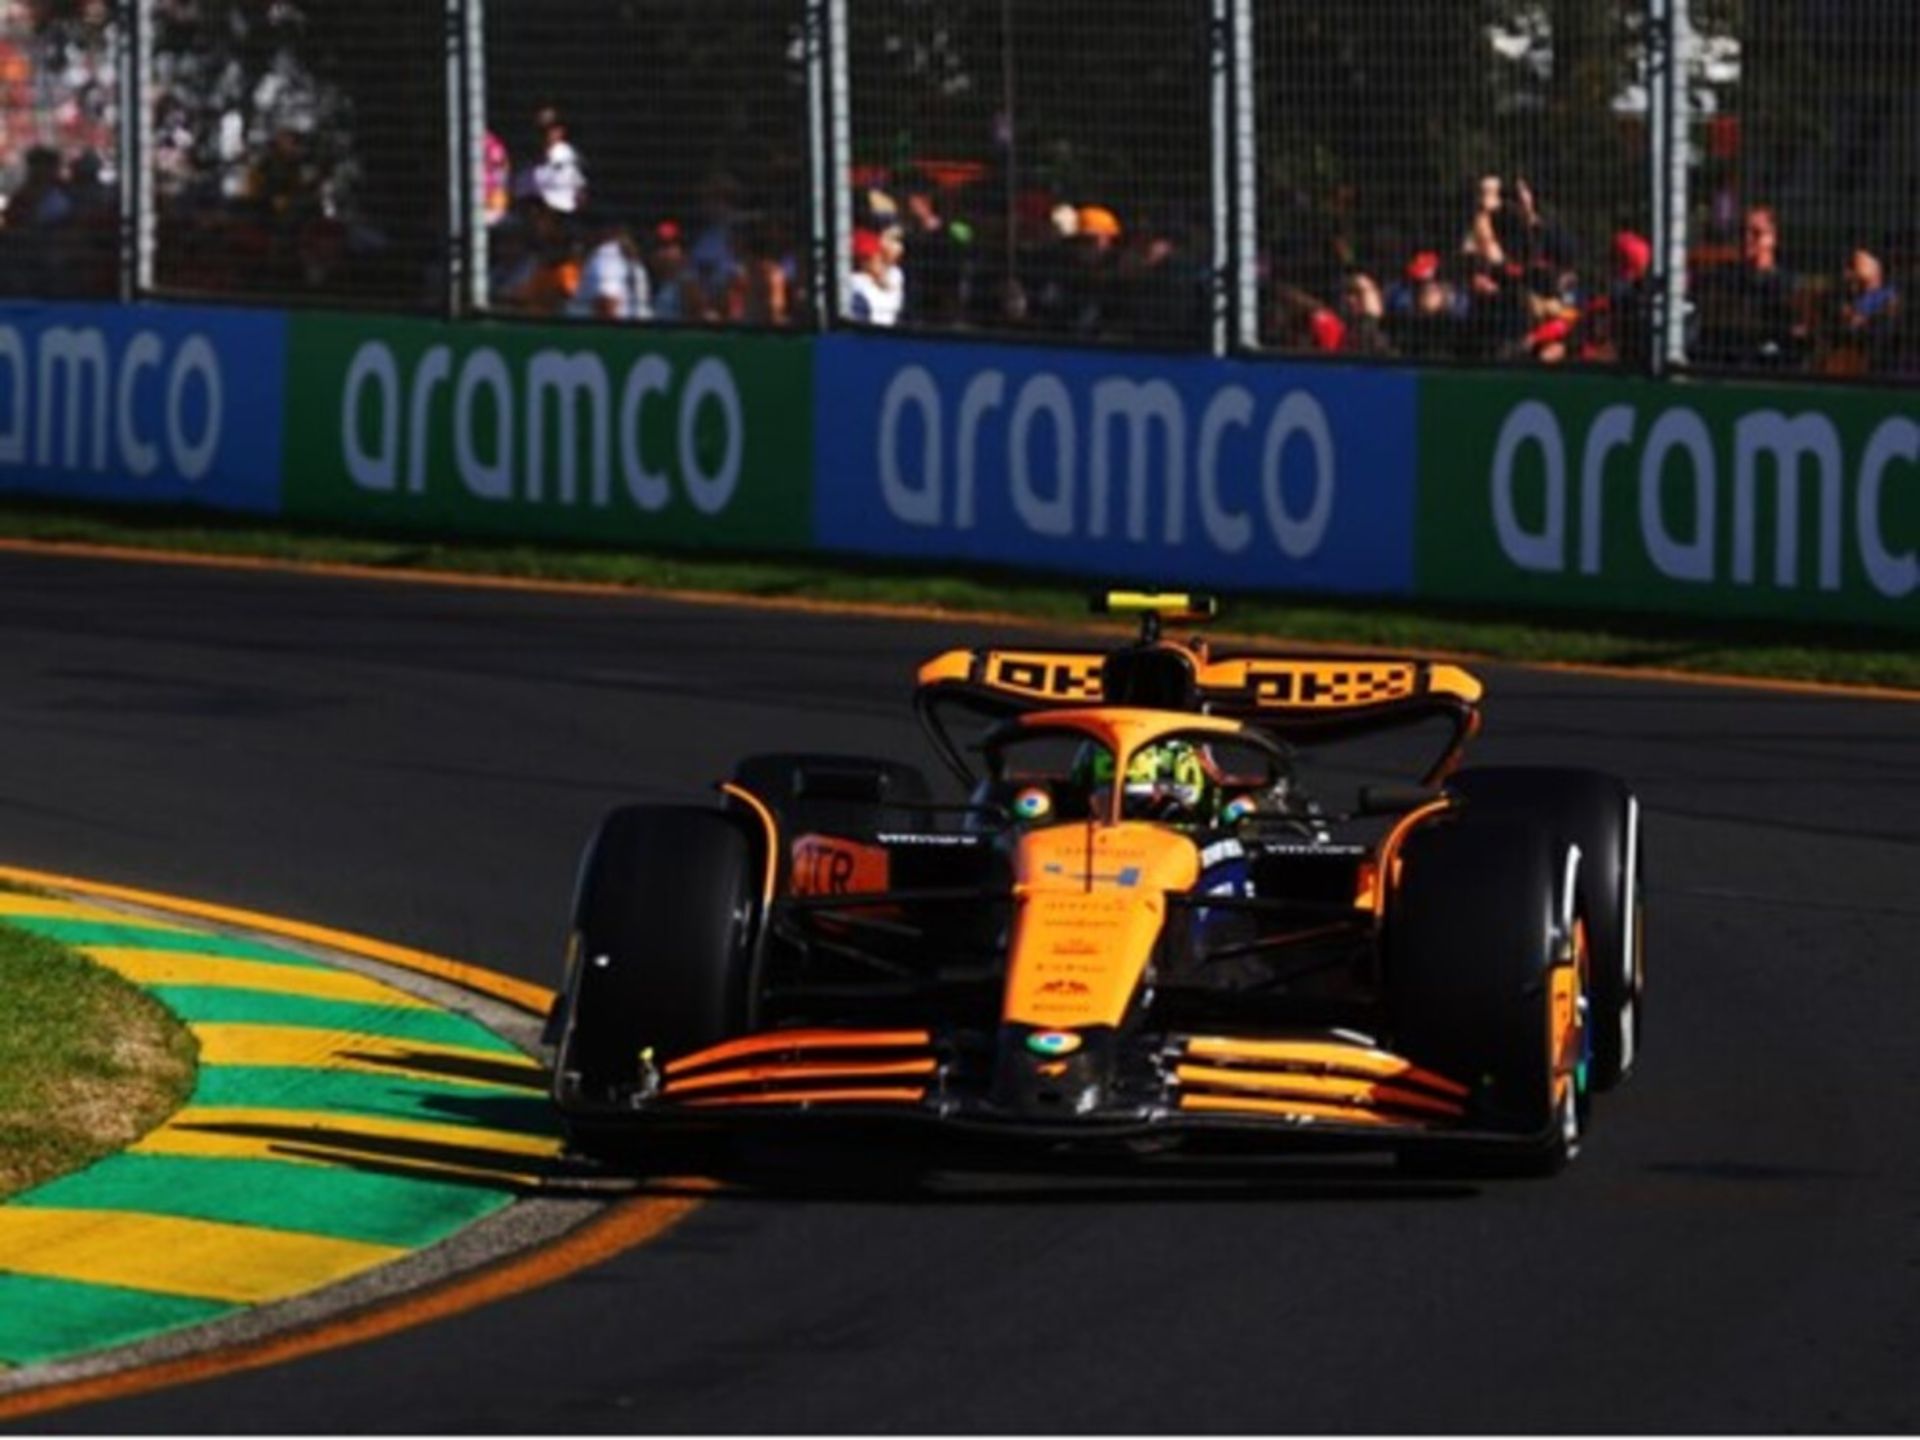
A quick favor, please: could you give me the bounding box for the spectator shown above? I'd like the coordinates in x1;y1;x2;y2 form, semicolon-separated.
1837;247;1902;373
1269;283;1344;352
687;171;746;312
519;107;586;215
492;197;579;315
1386;251;1466;359
740;218;798;328
568;217;650;322
5;144;71;228
1694;204;1804;369
1584;230;1654;368
647;221;701;322
849;226;903;326
65;147;118;294
1339;272;1395;357
482;132;512;226
902;183;964;326
1460;210;1530;360
0;145;73;294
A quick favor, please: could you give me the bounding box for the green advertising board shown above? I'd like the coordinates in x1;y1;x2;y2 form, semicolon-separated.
282;313;812;549
1417;373;1918;630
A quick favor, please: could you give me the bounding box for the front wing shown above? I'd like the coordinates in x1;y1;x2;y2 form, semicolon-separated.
554;1026;1551;1155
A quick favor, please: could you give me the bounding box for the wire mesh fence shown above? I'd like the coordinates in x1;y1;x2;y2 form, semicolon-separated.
845;0;1213;346
0;0;120;299
0;0;1911;380
1682;0;1916;378
480;0;812;328
1252;0;1654;369
145;0;449;311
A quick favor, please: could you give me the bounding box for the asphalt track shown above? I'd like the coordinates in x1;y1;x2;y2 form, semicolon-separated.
2;549;1915;1434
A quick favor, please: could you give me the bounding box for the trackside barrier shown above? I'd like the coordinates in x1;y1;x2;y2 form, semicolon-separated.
1417;373;1918;629
0;302;285;513
0;301;1910;633
812;333;1419;596
278;313;813;551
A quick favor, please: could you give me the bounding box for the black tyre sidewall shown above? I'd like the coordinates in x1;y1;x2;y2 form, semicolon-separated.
1387;816;1564;1147
1451;767;1642;1090
562;805;757;1087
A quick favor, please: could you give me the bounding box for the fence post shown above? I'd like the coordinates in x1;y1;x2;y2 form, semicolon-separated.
1230;0;1258;353
1648;0;1690;375
1207;0;1230;356
806;0;851;329
444;0;487;319
116;0;153;301
462;0;489;317
805;0;830;329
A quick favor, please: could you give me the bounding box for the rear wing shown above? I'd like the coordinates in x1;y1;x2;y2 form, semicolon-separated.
914;644;1484;786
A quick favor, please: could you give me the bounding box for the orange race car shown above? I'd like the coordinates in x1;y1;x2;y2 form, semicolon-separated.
547;594;1645;1174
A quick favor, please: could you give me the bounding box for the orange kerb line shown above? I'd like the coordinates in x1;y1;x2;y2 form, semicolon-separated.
0;1186;708;1423
0;536;1911;705
0;863;554;1014
0;864;705;1421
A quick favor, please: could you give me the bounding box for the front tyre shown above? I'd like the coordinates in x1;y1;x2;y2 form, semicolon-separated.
1387;816;1586;1177
552;806;758;1133
1450;767;1644;1090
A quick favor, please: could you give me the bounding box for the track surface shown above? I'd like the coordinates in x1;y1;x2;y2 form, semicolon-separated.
2;551;1915;1433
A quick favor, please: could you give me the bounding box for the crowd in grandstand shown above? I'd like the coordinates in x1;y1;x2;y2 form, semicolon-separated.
840;165;1909;377
486;108;810;329
0;70;1907;380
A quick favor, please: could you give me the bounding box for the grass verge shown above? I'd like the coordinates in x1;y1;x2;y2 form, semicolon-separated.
0;498;1913;693
0;912;197;1201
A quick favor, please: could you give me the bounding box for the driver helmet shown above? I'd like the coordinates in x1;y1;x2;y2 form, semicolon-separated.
1121;739;1216;824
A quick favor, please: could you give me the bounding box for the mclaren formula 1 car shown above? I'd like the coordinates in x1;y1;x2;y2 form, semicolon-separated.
548;594;1645;1173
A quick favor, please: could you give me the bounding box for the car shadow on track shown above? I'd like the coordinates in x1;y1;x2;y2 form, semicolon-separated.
560;1136;1485;1205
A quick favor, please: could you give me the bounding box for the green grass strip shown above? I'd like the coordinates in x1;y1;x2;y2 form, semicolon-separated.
14;1154;513;1250
0;921;197;1202
145;987;523;1055
7;920;325;967
188;1067;557;1135
0;497;1912;691
0;1273;234;1367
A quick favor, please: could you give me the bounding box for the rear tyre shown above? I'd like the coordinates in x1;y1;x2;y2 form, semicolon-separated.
554;806;758;1149
1387;816;1582;1177
1450;767;1644;1090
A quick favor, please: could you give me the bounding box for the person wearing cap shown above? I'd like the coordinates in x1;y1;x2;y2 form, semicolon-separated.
849;226;904;327
1385;250;1465;359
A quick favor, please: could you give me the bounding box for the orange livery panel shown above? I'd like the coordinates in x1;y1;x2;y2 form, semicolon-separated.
1002;823;1199;1028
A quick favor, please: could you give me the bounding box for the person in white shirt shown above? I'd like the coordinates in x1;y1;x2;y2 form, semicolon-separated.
570;221;651;322
849;226;906;327
518;107;587;215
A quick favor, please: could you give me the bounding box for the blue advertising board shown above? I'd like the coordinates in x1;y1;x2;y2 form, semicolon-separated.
814;335;1418;594
0;302;286;513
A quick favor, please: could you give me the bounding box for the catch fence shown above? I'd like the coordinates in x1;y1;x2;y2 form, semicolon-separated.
0;0;1910;379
